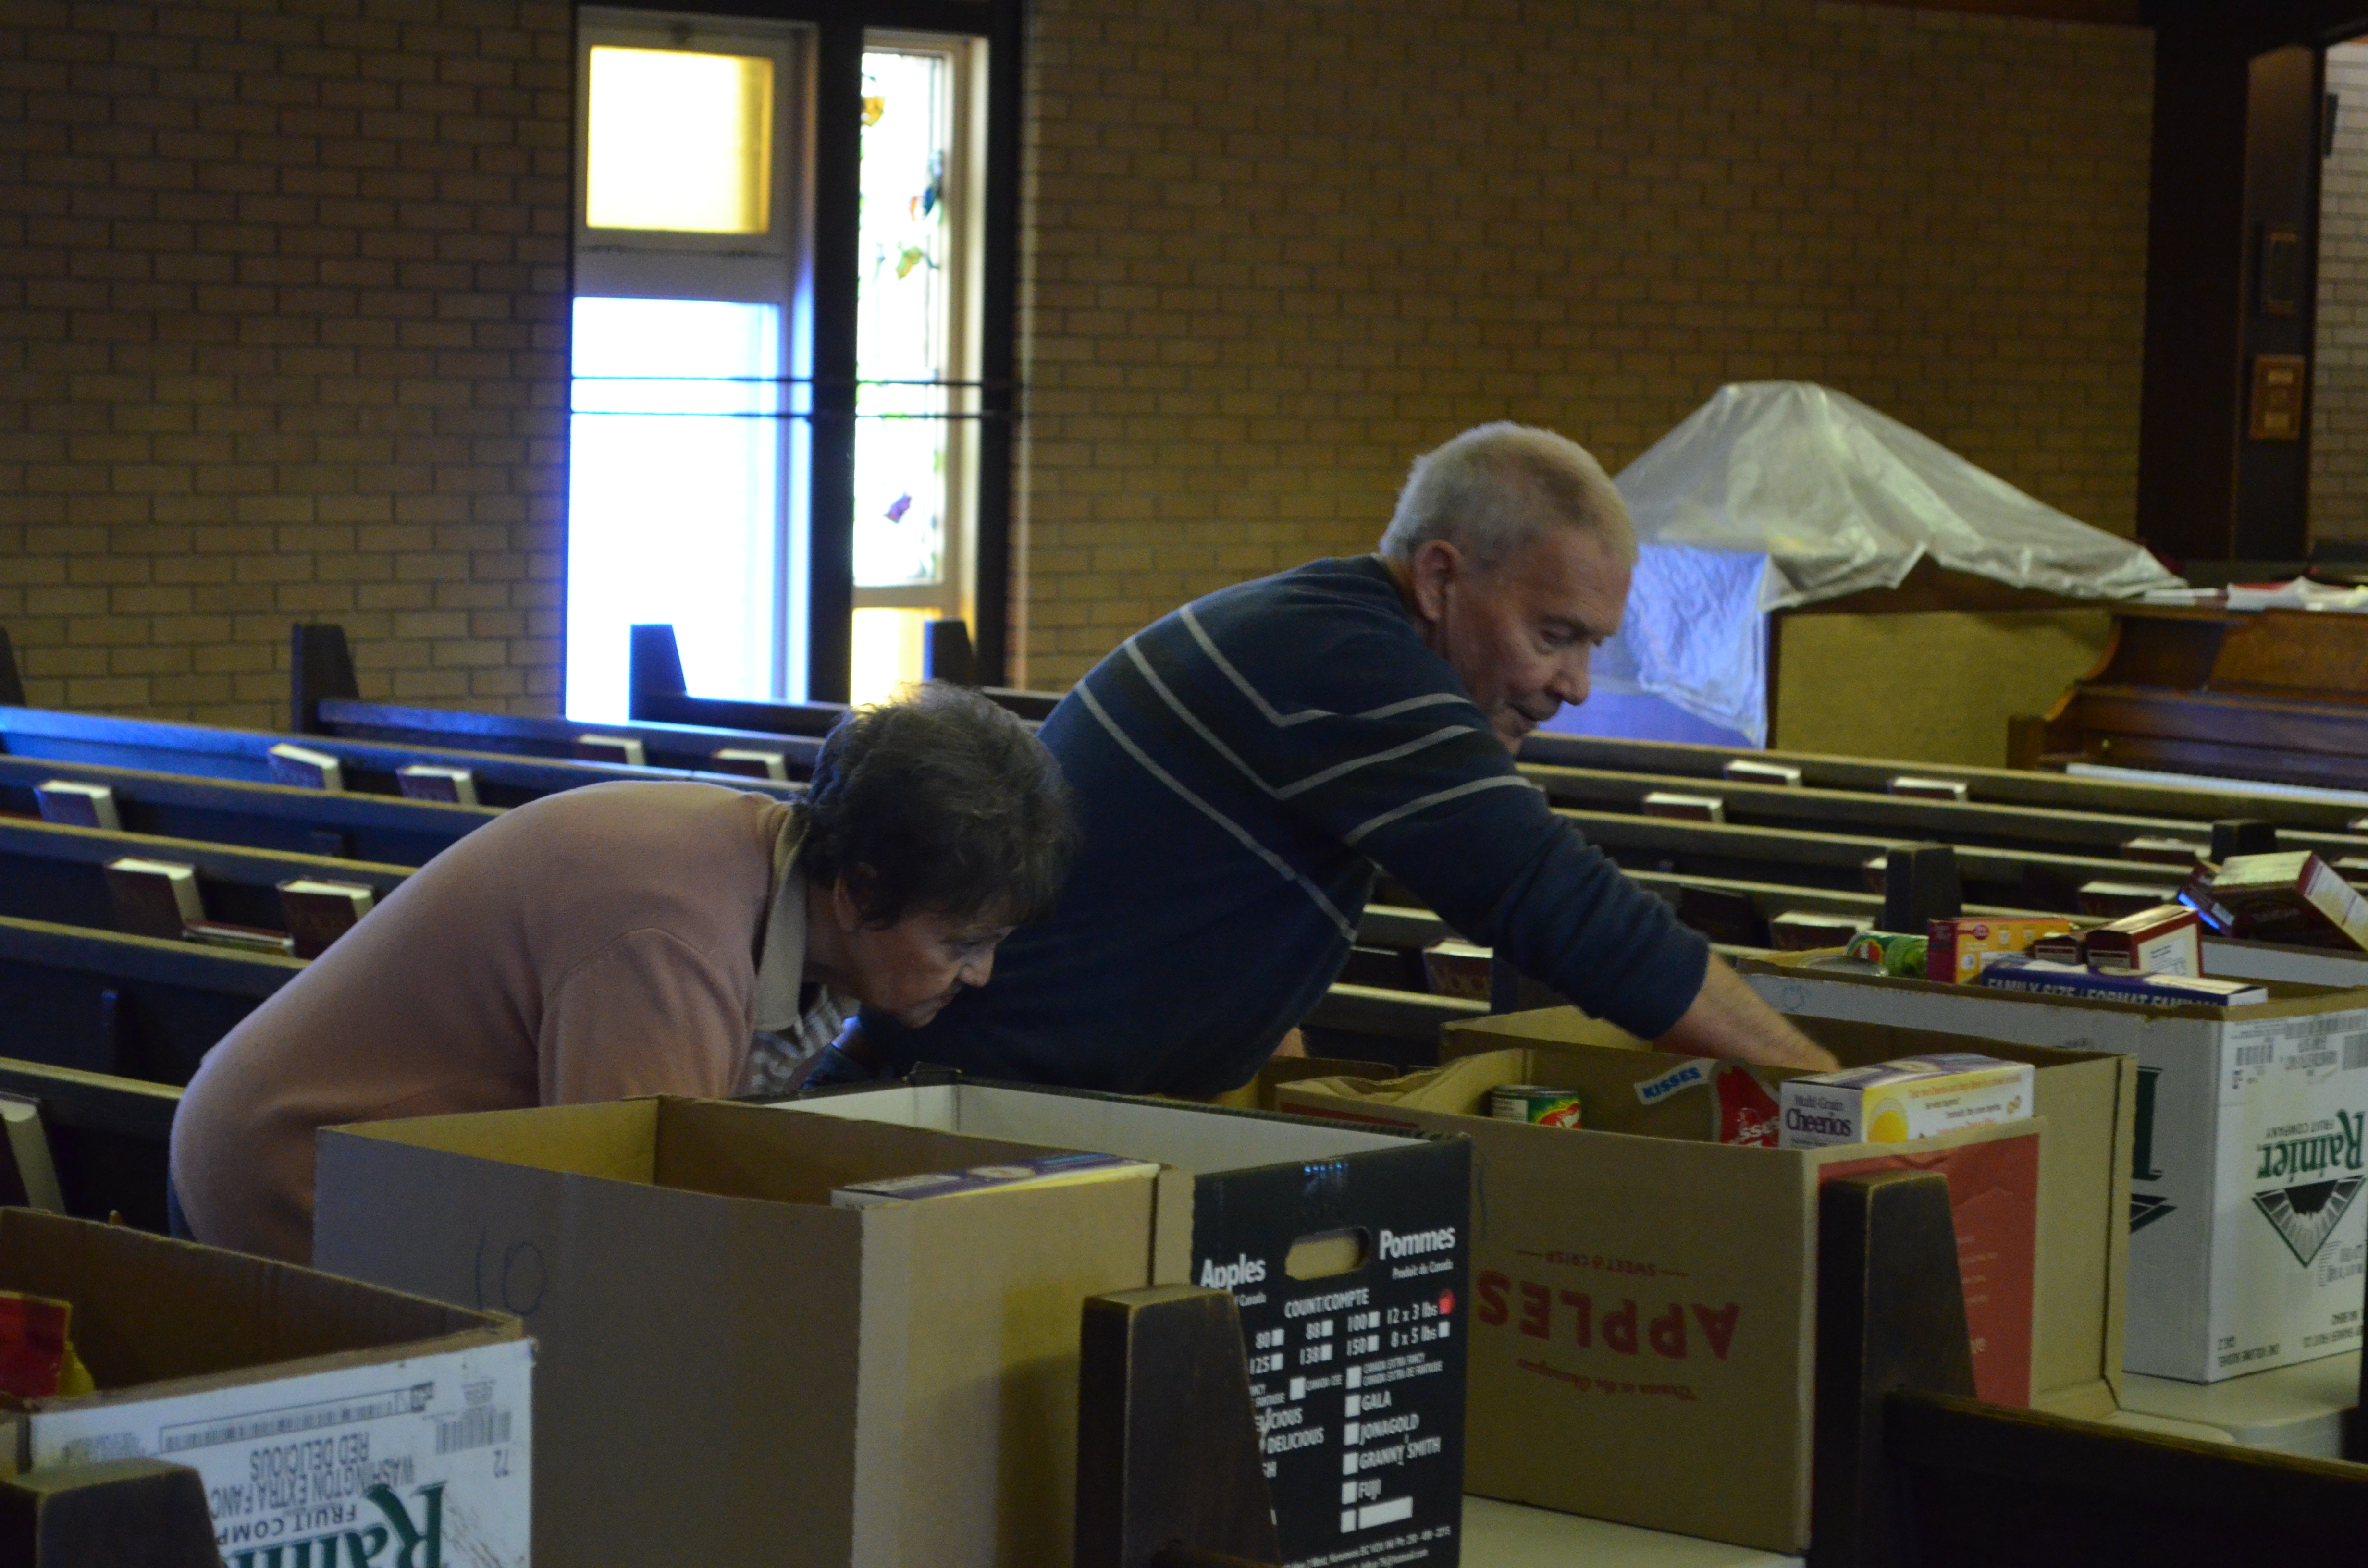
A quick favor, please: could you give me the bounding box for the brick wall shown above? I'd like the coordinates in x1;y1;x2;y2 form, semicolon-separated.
0;0;572;725
1010;0;2155;688
2315;41;2368;544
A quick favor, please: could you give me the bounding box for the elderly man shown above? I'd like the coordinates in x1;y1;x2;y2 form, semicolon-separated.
837;421;1835;1093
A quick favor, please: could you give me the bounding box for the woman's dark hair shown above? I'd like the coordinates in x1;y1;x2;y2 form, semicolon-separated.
797;681;1078;927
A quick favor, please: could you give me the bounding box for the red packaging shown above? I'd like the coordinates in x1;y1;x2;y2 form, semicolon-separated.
1716;1064;1783;1147
0;1291;72;1399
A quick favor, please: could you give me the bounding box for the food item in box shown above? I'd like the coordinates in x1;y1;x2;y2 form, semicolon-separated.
1422;938;1492;1001
2080;903;2201;976
1846;930;1928;977
1715;1064;1783;1147
1777;1054;2033;1149
1970;956;2267;1008
2029;931;2085;964
1490;1084;1583;1127
831;1152;1158;1207
0;1290;93;1399
2203;852;2368;953
1924;917;2075;982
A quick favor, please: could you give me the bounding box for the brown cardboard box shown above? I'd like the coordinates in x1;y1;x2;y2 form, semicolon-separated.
1279;1011;2133;1553
315;1096;1184;1568
0;1211;529;1567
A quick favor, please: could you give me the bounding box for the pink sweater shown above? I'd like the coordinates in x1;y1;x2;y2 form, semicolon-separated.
171;782;792;1262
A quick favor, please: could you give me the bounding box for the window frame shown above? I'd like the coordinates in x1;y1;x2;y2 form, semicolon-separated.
570;0;1023;700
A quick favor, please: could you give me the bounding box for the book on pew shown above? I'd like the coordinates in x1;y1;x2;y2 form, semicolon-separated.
2079;879;2181;919
0;1094;64;1214
102;857;203;940
266;743;344;792
574;735;647;766
1643;790;1725;823
32;780;119;832
1722;759;1802;787
2120;835;2207;868
277;878;376;959
1889;775;1970;801
396;764;479;807
1769;909;1866;951
1677;884;1772;947
706;748;789;782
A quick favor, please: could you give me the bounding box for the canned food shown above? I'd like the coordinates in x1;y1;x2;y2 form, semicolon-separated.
1489;1085;1583;1128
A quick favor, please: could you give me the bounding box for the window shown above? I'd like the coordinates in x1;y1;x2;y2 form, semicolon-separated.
567;6;1014;714
850;39;984;704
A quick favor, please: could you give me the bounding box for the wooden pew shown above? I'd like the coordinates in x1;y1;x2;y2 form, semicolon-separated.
0;915;292;1087
0;1057;181;1233
628;620;1064;728
0;703;802;805
1520;726;2368;835
0;752;497;864
1528;762;2368;863
0;817;408;942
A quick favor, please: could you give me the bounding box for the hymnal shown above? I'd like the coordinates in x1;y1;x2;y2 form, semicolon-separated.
279;877;377;959
1722;759;1802;787
575;735;648;766
707;748;789;782
102;857;203;939
397;764;479;806
33;780;119;832
267;743;345;792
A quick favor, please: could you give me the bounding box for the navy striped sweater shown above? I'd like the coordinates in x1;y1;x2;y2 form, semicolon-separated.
868;554;1710;1094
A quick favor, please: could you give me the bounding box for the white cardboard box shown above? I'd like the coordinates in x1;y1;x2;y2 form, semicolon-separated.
1744;955;2368;1383
315;1095;1184;1568
0;1210;529;1568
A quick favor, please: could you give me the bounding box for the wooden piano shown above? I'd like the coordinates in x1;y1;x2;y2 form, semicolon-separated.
2024;605;2368;790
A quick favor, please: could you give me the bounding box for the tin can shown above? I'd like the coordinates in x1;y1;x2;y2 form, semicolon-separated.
1489;1085;1583;1128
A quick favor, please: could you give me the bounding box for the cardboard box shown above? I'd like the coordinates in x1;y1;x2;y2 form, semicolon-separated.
0;1211;528;1568
1280;1014;2131;1554
772;1082;1469;1568
1742;953;2368;1383
315;1096;1180;1568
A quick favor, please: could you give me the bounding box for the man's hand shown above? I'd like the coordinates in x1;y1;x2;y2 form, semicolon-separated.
1655;956;1839;1072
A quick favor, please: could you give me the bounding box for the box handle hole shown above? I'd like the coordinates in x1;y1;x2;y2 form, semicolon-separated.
1285;1227;1369;1280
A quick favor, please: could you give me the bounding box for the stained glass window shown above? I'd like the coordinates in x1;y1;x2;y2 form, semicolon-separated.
853;49;953;592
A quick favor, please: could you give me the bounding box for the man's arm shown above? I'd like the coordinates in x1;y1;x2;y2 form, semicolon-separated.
1655;956;1838;1070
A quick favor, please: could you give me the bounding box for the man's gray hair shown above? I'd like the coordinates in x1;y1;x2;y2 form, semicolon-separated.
1378;422;1638;572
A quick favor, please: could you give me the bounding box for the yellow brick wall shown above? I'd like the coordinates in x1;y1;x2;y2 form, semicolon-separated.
2315;40;2368;543
4;0;2155;714
1008;0;2155;689
0;0;572;725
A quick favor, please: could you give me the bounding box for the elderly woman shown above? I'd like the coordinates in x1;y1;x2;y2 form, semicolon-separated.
170;682;1074;1262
